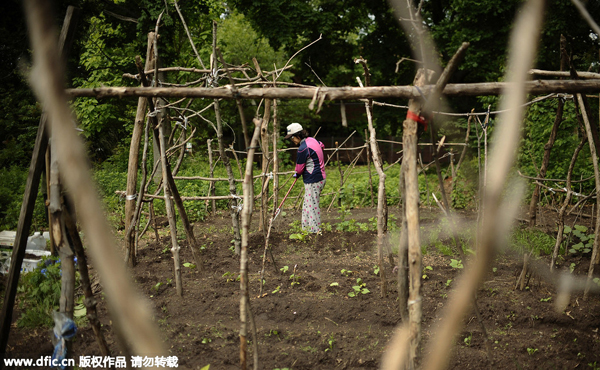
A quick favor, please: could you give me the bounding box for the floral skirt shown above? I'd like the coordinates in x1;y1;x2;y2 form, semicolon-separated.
302;179;326;233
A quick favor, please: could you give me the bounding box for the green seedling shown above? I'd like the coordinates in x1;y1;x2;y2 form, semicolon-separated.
340;269;353;277
373;265;380;275
290;274;301;286
330;282;339;287
540;297;552;302
280;266;289;274
449;259;463;269
348;278;370;297
153;282;163;291
464;333;472;346
445;279;452;287
325;333;335;352
422;265;433;279
289;230;309;242
272;285;281;294
527;347;538;355
222;271;240;283
183;262;196;269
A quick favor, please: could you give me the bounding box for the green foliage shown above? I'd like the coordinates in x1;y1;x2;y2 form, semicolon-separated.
0;166;47;231
565;225;594;255
17;256;65;328
510;228;556;256
289;230;310;242
527;347;538;356
348;278;370;297
449;259;463;269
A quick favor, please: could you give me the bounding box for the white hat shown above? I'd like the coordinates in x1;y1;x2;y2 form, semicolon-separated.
284;123;303;139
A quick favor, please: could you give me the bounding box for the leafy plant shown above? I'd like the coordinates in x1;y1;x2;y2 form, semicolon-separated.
464;333;472;346
222;271;240;283
348;278;370;297
289;273;301;286
373;265;380;275
183;262;196;269
280;265;289;274
272;285;281;294
449;259;464;269
324;333;335;352
289;229;309;242
423;265;433;279
340;269;353;277
566;225;594;255
17;256;71;328
527;347;538;355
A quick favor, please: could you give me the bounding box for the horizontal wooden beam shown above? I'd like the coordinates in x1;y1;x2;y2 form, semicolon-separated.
65;79;600;100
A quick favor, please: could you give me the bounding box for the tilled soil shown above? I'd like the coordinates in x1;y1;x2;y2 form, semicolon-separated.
5;207;600;369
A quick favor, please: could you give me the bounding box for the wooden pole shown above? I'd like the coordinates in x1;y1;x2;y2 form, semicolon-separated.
212;22;242;255
65;79;600;100
158;117;183;296
580;91;600;298
272;99;280;213
0;6;79;364
207;139;216;214
125;32;155;234
63;204;111;356
259;99;272;233
24;0;165;357
240;121;262;370
402;68;431;369
336;142;343;207
551;137;586;270
366;129;374;207
528;35;567;227
356;58;388;298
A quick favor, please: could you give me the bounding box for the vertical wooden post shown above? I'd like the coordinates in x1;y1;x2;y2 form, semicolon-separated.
240;121;263;370
579;92;600;297
356;58;388;298
336;142;342;207
402;68;430;369
259;100;272;233
365;129;374;207
158;119;183;296
212;21;242;255
207;139;216;214
0;6;79;364
125;32;155;234
272;99;280;212
63;205;111;356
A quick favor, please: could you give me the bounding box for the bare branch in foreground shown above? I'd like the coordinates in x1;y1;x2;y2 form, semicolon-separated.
24;0;164;357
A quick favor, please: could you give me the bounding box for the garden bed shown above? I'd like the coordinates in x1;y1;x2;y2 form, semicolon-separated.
5;206;600;369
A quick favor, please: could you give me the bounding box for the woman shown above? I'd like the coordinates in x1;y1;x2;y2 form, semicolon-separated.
284;123;326;234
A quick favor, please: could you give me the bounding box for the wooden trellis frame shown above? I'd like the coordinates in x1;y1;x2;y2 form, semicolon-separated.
7;1;600;370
